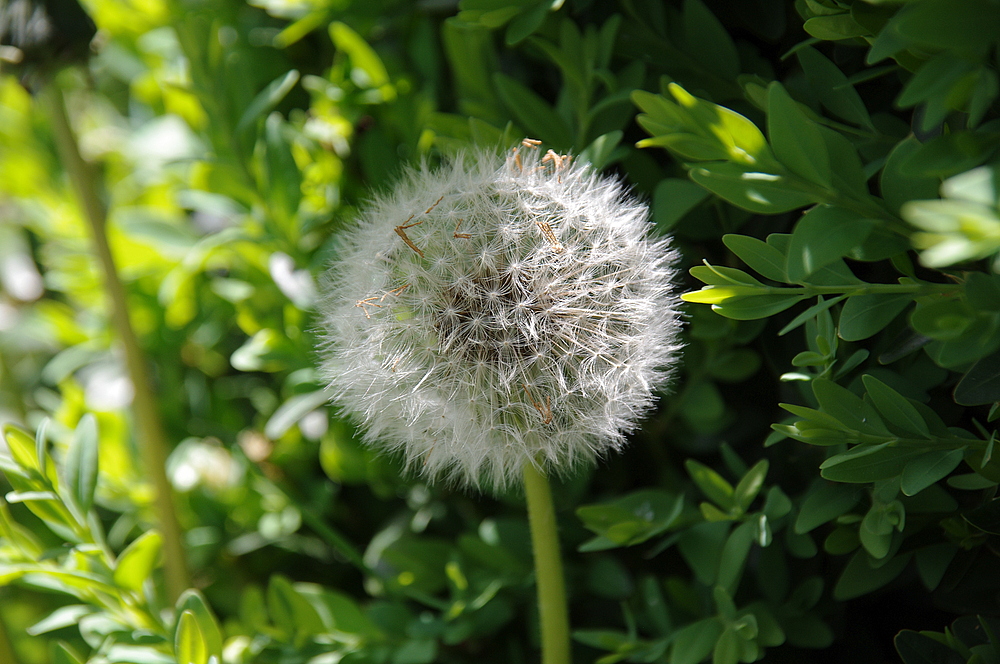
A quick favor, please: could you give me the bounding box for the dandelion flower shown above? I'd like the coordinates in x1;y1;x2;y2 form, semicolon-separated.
317;146;682;491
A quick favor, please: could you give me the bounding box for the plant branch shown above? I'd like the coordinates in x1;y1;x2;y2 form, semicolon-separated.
42;81;190;604
523;461;571;664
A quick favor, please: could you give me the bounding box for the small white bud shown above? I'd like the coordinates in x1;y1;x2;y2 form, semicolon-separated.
317;148;683;491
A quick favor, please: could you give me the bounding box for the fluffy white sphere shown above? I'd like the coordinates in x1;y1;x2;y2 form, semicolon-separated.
317;147;682;490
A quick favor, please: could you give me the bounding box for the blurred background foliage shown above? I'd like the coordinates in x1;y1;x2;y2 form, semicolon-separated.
1;0;1000;663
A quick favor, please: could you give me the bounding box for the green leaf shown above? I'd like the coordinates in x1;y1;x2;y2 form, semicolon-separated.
954;349;1000;406
914;544;956;591
505;2;549;45
2;424;40;474
113;530;162;593
767;82;831;187
910;299;975;341
833;551;910;600
576;490;684;547
811;379;871;432
175;611;208;664
820;443;926;483
711;293;807;320
682;0;739;79
785;207;876;283
717;521;756;593
862;375;931;438
670;618;722;664
65;414;99;514
880;137;942;215
838;294;912;342
689;264;765;287
900;449;965;496
676;522;729;586
803;14;867;40
236;69;300;133
175;590;223;660
104;646;174;664
894;629;965;664
28;606;94;636
795;482;860;533
685;459;735;510
493;73;573;147
722;234;787;282
267;575;326;637
689;162;817;214
51;642;86;664
330;21;392;89
796;46;872;128
654;178;710;233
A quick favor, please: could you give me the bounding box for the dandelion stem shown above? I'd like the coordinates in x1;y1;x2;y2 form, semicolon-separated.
0;610;19;664
523;461;571;664
42;81;190;603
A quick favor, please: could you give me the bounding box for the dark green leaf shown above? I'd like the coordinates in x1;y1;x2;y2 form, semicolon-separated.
767;82;831;187
654;178;710;233
493;73;572;147
670;618;722;664
682;0;739;79
821;445;927;483
838;294;912;341
803;14;868;41
833;551;910;600
894;629;965;664
795;482;861;534
797;46;873;128
881;137;942;215
785;207;876;283
717;521;756;593
955;349;1000;406
862;374;931;438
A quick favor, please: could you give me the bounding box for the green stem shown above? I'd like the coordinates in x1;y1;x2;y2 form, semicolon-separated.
42;82;191;604
0;605;20;664
771;283;957;297
523;461;571;664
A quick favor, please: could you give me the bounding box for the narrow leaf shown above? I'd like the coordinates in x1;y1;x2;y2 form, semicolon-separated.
65;414;99;513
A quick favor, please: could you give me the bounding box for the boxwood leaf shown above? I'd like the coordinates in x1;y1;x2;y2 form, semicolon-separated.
838;294;912;341
862;375;931;438
114;530;162;593
65;414;99;514
689;162;817;214
785;207;876;283
900;449;964;496
767;82;831;187
723;234;787;281
821;444;927;483
493;73;572;147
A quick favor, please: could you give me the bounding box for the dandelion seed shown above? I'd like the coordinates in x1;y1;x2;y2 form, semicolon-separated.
317;147;683;491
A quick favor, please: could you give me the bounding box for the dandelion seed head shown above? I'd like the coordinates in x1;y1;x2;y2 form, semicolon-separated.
317;147;683;491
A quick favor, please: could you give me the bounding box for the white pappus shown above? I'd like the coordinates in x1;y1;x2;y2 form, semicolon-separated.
317;144;683;491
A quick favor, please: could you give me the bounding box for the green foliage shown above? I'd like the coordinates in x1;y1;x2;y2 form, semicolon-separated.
3;0;1000;663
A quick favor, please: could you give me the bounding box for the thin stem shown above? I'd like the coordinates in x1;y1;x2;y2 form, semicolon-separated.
523;461;571;664
0;607;20;664
42;82;190;603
